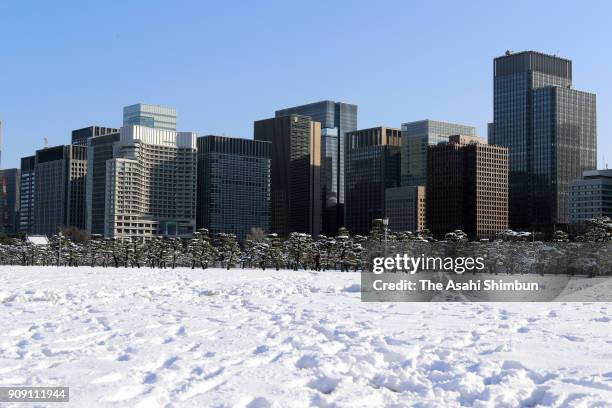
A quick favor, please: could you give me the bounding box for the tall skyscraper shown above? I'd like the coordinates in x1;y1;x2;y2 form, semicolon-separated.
0;120;3;167
33;145;88;236
401;120;476;186
490;51;596;228
196;135;271;241
123;103;177;131
275;101;357;235
18;155;35;233
85;130;121;235
345;126;401;236
0;168;20;234
72;125;118;146
569;170;612;223
104;125;197;238
427;135;508;239
254;114;322;237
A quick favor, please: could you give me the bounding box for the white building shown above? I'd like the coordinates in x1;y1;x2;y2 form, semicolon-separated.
104;125;197;239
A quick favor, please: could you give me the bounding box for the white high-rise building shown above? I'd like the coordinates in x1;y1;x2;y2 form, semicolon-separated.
104;125;197;238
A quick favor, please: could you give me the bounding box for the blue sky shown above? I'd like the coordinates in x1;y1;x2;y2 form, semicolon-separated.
1;0;611;168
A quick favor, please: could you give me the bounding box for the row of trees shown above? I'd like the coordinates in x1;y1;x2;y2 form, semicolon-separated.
0;228;368;271
0;217;609;270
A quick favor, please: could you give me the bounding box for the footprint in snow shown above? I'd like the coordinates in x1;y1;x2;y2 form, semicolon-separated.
560;334;585;342
246;397;272;408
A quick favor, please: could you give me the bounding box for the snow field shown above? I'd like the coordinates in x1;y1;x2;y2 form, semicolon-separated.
0;266;611;407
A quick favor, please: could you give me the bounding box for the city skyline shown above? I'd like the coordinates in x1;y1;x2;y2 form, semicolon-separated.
1;1;611;169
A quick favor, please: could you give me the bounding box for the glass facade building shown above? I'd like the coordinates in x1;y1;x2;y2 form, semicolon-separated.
275;101;357;235
0;168;20;234
33;145;88;236
491;51;596;227
72;126;118;147
18;156;35;233
254;115;322;237
569;170;612;223
385;185;426;233
196;135;271;241
86;131;121;235
123;103;177;131
401;120;476;186
345;127;401;236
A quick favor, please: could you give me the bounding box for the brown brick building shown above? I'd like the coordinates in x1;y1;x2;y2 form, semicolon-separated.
427;135;508;239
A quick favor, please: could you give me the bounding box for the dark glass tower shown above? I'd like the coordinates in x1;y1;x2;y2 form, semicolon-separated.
491;51;596;228
33;145;88;236
345;127;401;236
0;168;20;234
72;126;118;147
19;155;35;233
196;135;271;241
275;101;357;235
254;115;322;237
86;131;121;235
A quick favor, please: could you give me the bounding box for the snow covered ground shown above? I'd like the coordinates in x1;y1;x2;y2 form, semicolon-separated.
0;266;611;407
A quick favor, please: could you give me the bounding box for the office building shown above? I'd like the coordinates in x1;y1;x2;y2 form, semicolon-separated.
401;120;476;186
254;114;321;237
104;125;197;238
33;145;88;236
18;155;35;233
345;126;401;236
385;185;426;233
123;103;177;131
427;135;508;239
197;135;271;241
0;168;20;234
72;126;118;146
86;131;121;235
275;101;357;235
0;120;3;167
569;170;612;223
490;51;596;228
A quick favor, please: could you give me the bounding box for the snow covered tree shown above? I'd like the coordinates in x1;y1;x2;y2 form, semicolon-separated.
155;237;172;269
314;235;335;271
64;241;82;267
49;233;69;266
107;237;126;268
263;233;284;270
352;235;367;271
85;235;104;267
418;228;434;242
242;238;269;269
284;232;315;270
167;237;184;269
368;219;387;244
552;230;569;242
216;233;241;270
126;238;145;268
445;230;468;242
187;229;217;269
575;217;612;242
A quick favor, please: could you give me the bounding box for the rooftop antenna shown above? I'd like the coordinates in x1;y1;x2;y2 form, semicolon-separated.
44;137;48;148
